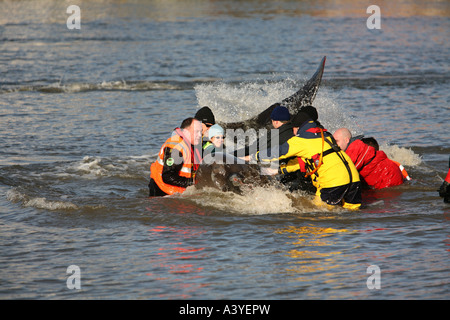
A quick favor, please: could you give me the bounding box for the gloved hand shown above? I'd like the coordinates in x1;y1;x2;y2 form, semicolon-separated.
260;166;279;176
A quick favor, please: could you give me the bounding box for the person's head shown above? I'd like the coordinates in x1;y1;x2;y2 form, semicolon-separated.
362;137;379;151
194;106;215;135
333;128;352;151
270;105;290;129
299;105;318;122
180;117;203;146
208;124;225;148
291;111;312;135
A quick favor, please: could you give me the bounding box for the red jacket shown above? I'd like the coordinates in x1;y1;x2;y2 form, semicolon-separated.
345;139;404;189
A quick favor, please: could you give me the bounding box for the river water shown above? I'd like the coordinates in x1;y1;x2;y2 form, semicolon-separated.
0;0;449;300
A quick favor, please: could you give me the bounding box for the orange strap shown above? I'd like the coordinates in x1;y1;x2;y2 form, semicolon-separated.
305;128;325;178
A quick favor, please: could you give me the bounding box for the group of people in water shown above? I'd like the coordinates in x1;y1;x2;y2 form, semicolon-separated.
149;104;450;207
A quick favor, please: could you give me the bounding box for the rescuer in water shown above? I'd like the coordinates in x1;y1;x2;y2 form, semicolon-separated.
333;128;409;190
149;117;203;197
244;111;362;210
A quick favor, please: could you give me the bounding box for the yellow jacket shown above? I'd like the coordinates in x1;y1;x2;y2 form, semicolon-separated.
257;121;360;192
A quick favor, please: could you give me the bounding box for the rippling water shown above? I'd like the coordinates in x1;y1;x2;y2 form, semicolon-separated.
0;0;449;300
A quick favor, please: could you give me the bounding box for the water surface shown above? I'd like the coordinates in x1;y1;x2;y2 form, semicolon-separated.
0;0;449;300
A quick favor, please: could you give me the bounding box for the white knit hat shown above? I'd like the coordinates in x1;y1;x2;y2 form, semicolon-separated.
208;124;224;140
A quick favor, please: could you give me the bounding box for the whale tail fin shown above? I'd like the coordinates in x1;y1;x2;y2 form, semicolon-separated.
223;56;326;130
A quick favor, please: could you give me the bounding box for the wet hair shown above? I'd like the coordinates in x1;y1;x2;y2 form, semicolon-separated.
362;137;379;151
180;117;197;129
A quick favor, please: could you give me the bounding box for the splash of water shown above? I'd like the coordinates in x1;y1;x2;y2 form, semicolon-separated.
182;183;342;215
381;144;422;167
194;77;362;135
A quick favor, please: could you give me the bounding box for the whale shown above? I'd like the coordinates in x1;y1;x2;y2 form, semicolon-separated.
194;57;326;194
195;152;271;194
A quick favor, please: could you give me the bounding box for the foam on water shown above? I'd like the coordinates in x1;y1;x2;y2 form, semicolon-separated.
72;156;108;177
182;184;339;215
195;78;299;122
381;144;422;167
182;185;294;214
69;155;153;179
313;88;362;136
0;80;185;94
194;77;362;136
6;188;78;211
1;154;157;212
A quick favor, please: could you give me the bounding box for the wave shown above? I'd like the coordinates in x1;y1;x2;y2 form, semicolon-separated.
1;154;156;212
6;188;78;211
0;80;203;94
68;155;154;179
325;72;450;90
3;70;446;96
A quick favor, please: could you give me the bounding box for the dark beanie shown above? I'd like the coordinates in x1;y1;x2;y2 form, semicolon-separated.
300;105;318;121
291;111;312;127
270;105;291;121
195;106;215;125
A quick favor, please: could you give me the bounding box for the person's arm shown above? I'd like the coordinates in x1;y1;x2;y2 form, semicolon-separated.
279;157;301;174
161;147;193;188
256;137;303;163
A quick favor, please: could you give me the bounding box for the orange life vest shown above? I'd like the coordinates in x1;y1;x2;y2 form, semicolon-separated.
392;160;411;181
150;128;201;195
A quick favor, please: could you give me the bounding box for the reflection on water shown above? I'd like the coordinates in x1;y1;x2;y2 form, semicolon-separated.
277;225;350;246
275;225;352;283
146;225;209;299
